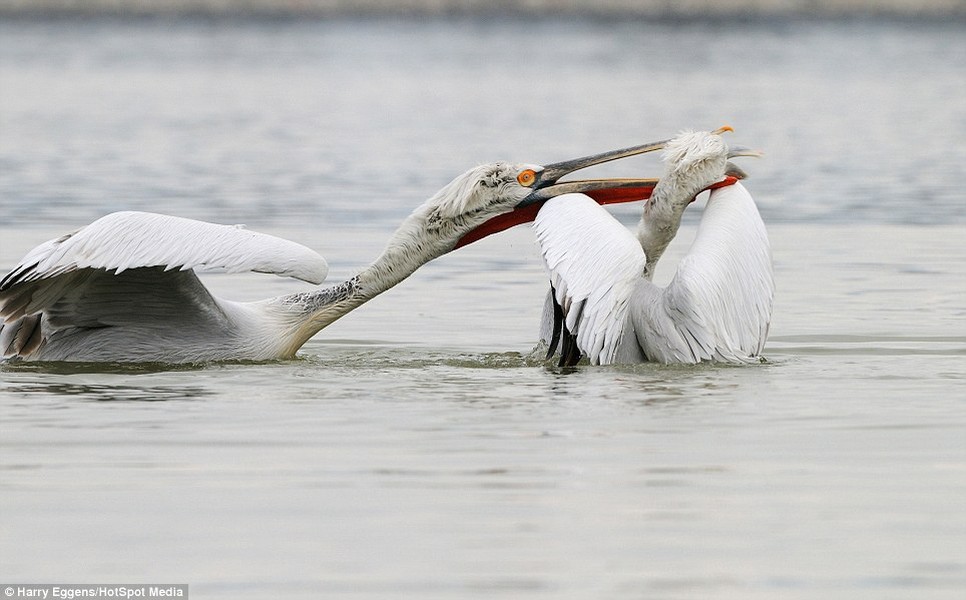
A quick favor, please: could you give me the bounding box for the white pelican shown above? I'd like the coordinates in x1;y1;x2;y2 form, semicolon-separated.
535;127;774;366
0;142;665;363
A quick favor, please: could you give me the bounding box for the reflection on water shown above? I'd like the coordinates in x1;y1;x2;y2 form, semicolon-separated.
3;381;211;402
769;334;966;356
1;360;211;376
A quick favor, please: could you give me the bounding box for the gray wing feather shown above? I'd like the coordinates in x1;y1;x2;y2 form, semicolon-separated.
1;267;231;361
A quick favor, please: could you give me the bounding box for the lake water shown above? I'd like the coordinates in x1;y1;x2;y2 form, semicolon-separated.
1;17;965;600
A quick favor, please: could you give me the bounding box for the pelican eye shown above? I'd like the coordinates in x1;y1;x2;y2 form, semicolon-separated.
516;169;537;187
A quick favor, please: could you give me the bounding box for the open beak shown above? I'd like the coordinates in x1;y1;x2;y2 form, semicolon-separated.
454;138;669;249
517;137;670;207
518;125;744;204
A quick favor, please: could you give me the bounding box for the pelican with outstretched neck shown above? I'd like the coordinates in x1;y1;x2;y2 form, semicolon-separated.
536;127;774;366
0;142;664;363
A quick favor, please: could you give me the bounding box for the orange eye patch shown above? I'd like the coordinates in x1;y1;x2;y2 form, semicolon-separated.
516;169;537;187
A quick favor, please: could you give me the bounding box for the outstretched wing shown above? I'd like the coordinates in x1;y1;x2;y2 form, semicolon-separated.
1;211;327;291
635;182;774;363
533;194;647;365
0;212;328;360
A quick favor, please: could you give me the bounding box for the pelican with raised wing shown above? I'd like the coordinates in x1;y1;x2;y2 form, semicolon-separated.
536;127;774;366
0;142;664;363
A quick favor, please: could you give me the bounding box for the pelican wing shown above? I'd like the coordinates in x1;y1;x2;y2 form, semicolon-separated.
533;194;646;365
0;211;328;293
0;212;328;359
637;182;774;363
1;267;228;360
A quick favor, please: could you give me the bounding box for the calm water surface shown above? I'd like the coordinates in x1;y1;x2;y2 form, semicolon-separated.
1;18;965;599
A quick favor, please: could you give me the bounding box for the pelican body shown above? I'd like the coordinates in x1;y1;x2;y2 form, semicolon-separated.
536;129;774;366
0;141;664;363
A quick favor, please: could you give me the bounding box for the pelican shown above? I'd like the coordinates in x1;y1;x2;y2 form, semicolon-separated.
535;127;774;366
0;142;665;363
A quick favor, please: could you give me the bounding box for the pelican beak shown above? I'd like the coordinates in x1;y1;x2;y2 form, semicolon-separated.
516;137;671;208
725;145;764;180
728;145;764;159
454;139;668;250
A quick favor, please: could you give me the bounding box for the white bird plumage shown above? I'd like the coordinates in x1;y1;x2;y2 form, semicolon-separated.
3;211;329;288
1;142;662;364
535;129;774;365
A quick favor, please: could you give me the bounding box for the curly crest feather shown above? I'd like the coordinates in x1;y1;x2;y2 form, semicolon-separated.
429;162;524;219
661;130;729;179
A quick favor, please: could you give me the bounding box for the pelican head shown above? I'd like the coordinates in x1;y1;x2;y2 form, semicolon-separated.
657;126;763;201
418;160;582;251
439;139;673;251
422;161;546;226
659;126;733;188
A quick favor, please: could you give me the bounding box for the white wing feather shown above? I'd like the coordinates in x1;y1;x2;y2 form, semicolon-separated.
634;182;774;363
1;211;328;291
0;211;327;335
533;194;647;365
0;212;329;360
